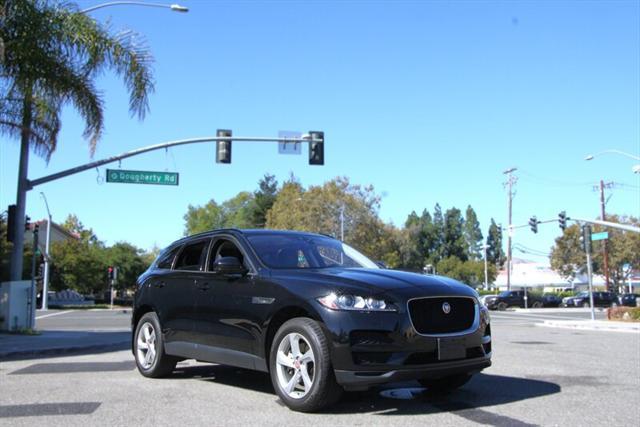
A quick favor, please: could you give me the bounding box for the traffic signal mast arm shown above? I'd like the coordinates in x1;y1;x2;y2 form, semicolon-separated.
570;218;640;234
27;134;323;189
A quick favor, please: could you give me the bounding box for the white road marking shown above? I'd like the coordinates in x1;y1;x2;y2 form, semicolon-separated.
35;310;73;320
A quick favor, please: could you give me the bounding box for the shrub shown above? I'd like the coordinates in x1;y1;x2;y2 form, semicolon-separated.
607;307;640;322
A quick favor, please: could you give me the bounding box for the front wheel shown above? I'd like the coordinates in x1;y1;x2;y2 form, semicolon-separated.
582;302;590;308
497;302;508;311
531;301;543;308
419;373;473;393
134;312;178;378
269;318;343;412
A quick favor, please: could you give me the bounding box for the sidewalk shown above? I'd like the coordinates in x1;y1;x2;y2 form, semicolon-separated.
539;319;640;333
0;329;131;360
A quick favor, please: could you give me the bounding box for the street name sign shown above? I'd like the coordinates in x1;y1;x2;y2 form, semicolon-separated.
106;169;179;186
591;231;609;241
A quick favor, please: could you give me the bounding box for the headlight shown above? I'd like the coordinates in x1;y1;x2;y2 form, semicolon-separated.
317;293;396;312
480;305;491;324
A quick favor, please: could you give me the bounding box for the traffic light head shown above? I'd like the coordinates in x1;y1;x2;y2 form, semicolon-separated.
558;211;567;231
529;216;538;233
7;204;16;243
581;225;592;253
308;131;324;165
108;266;114;280
216;129;232;164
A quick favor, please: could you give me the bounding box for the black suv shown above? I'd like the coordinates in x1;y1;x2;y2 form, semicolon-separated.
486;290;543;310
563;291;617;308
132;229;491;412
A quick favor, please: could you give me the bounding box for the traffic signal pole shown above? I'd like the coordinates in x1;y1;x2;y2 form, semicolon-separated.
9;133;323;280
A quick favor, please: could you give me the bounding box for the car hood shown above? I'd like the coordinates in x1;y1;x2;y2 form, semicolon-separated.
271;268;477;298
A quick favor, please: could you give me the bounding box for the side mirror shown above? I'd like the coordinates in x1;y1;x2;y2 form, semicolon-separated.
213;256;247;276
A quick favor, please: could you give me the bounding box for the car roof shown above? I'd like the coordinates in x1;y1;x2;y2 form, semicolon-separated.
171;228;334;246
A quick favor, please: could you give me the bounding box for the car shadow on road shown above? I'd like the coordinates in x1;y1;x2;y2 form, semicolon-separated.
167;365;560;418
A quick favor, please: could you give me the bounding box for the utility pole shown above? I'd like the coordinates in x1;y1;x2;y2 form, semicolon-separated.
503;167;517;291
597;180;614;292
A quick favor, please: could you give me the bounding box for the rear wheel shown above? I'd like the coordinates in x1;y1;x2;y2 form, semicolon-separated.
419;373;473;393
134;312;178;378
269;318;343;412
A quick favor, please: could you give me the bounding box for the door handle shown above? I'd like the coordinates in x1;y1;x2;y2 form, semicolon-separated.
153;281;165;288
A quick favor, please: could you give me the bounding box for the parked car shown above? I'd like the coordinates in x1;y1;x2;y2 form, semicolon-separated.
541;293;562;307
563;291;618;308
486;290;543;310
616;293;639;307
131;229;492;412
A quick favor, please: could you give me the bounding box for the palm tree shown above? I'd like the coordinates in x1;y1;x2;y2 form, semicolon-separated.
1;0;154;280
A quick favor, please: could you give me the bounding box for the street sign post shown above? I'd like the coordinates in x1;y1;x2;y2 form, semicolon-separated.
591;231;609;241
106;169;179;186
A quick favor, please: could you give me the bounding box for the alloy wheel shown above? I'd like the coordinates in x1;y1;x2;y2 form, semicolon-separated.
275;332;315;399
136;321;157;370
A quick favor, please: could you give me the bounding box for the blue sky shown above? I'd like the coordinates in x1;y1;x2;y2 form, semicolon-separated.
1;0;638;264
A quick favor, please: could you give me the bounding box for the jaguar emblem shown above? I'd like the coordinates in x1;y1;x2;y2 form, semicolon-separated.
442;302;451;314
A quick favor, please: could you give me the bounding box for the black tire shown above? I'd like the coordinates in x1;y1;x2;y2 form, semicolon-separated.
419;373;473;393
133;312;178;378
269;317;343;412
582;302;590;308
497;302;508;311
532;301;543;309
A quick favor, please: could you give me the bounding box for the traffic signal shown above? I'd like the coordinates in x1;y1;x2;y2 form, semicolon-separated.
308;131;324;165
108;266;114;281
529;216;538;233
25;215;31;231
558;211;567;231
7;204;16;242
216;129;232;164
581;225;592;253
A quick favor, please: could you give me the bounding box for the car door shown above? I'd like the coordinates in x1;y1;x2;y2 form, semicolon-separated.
194;236;274;370
161;238;210;352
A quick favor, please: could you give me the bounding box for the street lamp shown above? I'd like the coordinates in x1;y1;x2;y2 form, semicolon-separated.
81;2;189;13
585;150;640;174
40;192;52;311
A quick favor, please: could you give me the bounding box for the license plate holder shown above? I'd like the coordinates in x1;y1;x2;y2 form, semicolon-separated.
437;337;466;361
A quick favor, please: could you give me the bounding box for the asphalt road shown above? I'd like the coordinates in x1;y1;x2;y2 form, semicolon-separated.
1;309;638;426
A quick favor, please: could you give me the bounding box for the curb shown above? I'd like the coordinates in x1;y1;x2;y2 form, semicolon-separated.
0;340;130;361
539;320;640;334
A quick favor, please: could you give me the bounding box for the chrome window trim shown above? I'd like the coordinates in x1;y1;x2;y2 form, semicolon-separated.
406;295;480;338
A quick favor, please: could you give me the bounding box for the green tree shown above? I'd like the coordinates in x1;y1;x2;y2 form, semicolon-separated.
266;176;392;260
486;218;505;268
442;207;467;261
183;191;256;235
463;205;483;260
105;242;147;291
550;224;592;281
436;256;496;287
250;174;279;227
50;214;106;294
1;0;154;279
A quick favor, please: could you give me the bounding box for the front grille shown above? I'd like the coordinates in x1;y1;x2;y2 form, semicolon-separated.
408;297;476;335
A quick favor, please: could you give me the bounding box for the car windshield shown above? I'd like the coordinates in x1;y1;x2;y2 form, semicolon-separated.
247;234;380;269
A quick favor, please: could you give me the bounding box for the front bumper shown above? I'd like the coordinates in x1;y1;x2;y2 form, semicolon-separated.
316;301;492;390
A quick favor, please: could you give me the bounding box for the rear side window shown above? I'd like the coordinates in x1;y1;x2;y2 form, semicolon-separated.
175;240;209;271
156;247;180;270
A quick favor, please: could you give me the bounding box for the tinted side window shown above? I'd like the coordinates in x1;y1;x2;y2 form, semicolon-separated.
157;247;180;270
175;240;208;271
